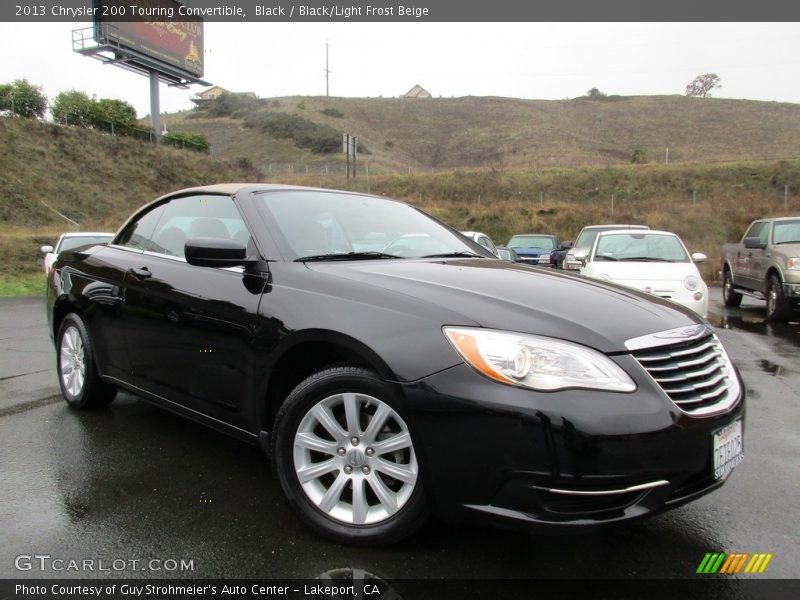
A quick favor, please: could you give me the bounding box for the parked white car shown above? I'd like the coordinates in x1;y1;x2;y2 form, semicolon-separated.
580;229;709;317
460;231;500;257
41;232;114;276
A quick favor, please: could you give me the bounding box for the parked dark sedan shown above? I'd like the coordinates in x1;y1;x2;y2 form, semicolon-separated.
507;233;570;267
47;184;745;546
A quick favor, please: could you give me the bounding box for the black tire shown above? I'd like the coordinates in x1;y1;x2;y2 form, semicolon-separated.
766;275;793;322
722;269;743;308
271;366;428;546
56;313;117;409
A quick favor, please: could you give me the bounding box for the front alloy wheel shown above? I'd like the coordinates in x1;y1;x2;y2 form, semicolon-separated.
272;366;427;545
766;274;793;322
293;392;418;525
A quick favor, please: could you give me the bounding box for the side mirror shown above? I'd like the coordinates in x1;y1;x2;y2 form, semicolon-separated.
573;249;588;265
40;245;54;254
691;252;707;263
561;241;573;250
743;237;766;250
185;237;249;268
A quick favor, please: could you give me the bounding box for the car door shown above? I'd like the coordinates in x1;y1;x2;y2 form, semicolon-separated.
749;222;772;293
121;194;268;431
735;221;764;289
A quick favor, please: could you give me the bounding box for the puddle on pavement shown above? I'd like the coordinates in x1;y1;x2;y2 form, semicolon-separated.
707;309;800;347
758;359;785;375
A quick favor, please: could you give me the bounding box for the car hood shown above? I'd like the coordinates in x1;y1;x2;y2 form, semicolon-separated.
585;262;701;283
512;247;554;256
306;258;701;353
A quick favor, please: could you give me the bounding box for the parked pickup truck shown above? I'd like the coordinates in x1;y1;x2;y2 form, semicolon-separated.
721;217;800;320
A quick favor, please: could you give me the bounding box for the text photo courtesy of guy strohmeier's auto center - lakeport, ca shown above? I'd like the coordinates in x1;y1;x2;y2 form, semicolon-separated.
1;1;800;598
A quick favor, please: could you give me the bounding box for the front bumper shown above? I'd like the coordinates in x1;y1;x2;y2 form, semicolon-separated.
783;282;800;298
400;361;745;530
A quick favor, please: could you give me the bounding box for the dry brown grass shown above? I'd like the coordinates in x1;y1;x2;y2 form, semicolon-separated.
4;115;800;285
166;95;800;174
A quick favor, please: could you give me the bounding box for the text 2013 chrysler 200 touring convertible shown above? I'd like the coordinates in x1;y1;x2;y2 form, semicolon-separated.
47;184;745;545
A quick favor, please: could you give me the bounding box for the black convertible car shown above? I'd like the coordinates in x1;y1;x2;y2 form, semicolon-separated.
47;184;745;545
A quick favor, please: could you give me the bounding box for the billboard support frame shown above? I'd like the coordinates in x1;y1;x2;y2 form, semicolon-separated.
72;17;210;141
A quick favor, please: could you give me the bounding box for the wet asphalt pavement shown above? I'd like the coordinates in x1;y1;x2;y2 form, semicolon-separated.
0;293;798;581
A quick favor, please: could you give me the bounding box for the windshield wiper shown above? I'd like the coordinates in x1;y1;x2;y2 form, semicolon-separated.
420;251;486;258
775;240;800;245
595;255;618;261
623;256;674;262
294;252;404;262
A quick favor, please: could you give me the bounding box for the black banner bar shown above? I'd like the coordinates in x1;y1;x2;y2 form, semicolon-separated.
2;579;800;600
3;0;800;22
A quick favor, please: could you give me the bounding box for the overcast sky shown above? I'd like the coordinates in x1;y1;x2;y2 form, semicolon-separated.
1;22;799;118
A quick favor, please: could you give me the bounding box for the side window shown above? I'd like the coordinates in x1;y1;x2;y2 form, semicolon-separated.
758;223;770;246
744;222;763;240
115;204;167;251
147;195;250;259
478;236;497;255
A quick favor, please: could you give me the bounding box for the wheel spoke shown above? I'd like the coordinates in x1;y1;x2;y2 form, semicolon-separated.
375;459;417;484
318;472;349;513
343;393;361;436
63;329;75;351
296;458;339;483
311;404;347;440
60;352;73;373
362;403;391;444
295;432;338;455
367;473;398;514
351;477;368;525
372;431;412;456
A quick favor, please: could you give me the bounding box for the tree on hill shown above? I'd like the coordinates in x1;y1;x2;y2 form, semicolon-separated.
0;79;47;118
685;73;721;98
52;91;138;133
587;87;606;99
51;90;96;126
93;98;137;133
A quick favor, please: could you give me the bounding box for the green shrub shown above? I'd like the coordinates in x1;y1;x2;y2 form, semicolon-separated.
320;108;344;118
246;111;343;154
162;130;210;153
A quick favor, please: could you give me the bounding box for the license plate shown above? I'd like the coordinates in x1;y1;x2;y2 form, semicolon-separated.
713;419;744;479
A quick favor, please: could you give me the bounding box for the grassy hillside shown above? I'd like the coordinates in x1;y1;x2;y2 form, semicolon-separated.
2;115;799;289
166;94;800;175
0;116;259;283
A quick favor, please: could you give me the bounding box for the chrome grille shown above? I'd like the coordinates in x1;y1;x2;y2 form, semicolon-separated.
627;325;741;417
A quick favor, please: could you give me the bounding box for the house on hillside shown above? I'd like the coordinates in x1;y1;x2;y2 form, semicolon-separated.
190;86;256;106
403;84;432;98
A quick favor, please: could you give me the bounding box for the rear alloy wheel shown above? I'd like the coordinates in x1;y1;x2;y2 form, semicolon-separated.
766;275;793;322
57;314;116;409
272;366;427;545
722;269;743;308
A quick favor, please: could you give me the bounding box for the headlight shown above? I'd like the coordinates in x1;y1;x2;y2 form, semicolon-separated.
684;275;700;291
443;327;636;392
788;258;800;270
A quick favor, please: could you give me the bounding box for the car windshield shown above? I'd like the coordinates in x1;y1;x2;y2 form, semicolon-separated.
256;190;489;260
773;220;800;244
58;235;113;252
575;226;647;248
594;233;690;262
508;236;555;250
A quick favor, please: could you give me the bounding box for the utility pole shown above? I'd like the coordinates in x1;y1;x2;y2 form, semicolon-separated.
325;41;331;97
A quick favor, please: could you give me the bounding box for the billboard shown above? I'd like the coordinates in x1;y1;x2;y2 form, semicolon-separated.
94;0;204;79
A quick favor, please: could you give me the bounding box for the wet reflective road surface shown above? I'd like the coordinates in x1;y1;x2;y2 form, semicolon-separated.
1;294;798;581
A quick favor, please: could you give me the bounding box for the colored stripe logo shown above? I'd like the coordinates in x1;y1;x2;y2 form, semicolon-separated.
696;552;773;574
